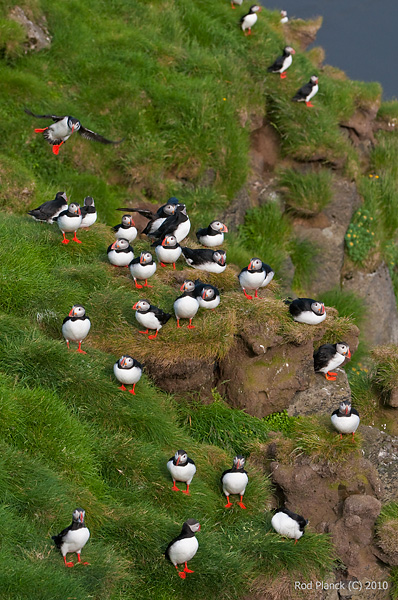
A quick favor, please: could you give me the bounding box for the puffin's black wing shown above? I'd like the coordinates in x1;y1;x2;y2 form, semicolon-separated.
78;125;123;145
28;198;61;220
314;344;335;371
267;55;284;72
24;108;65;122
279;508;307;530
220;468;231;483
292;81;313;101
152;213;180;240
351;408;360;417
52;524;72;548
150;305;171;325
288;298;313;317
116;208;155;220
196;226;208;240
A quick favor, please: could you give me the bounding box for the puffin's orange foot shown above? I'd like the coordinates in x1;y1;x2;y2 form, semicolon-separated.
238;502;247;510
224;501;232;508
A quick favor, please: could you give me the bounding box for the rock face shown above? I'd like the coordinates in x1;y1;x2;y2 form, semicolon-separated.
361;425;398;502
288;368;353;418
9;6;51;53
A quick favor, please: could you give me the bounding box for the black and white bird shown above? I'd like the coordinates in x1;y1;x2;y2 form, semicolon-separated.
113;214;138;243
167;449;197;495
292;76;319;107
55;203;82;244
132;300;171;339
271;508;308;543
79;196;97;229
196;220;228;247
129;252;157;288
314;342;351;381
181;248;226;274
174;280;200;329
221;455;249;510
52;508;90;568
240;5;261;35
27;191;68;224
152;204;191;244
62;305;91;354
267;46;295;79
287;298;326;325
331;400;360;440
117;198;180;238
107;238;134;267
152;234;182;269
25;108;122;155
280;9;288;24
165;519;200;579
194;280;220;310
113;355;143;395
238;258;274;299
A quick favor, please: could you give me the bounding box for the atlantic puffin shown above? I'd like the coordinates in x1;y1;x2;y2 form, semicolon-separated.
166;449;197;494
292;76;319;107
165;519;200;579
240;5;261;36
181;248;227;274
117;198;180;237
27;191;68;223
331;400;360;440
113;215;138;243
25;108;122;155
267;47;295;79
314;342;351;381
113;355;143;394
52;508;90;567
107;238;134;267
238;258;274;299
221;455;249;509
196;221;228;247
62;305;91;354
152;234;182;269
174;280;200;329
132;300;171;339
194;280;221;310
54;203;82;244
287;298;326;325
271;508;308;543
79;196;97;229
152;204;191;243
280;10;288;24
129;252;157;288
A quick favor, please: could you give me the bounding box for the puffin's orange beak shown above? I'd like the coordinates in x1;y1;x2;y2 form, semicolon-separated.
347;350;351;359
176;456;180;466
220;255;225;265
111;241;118;250
202;289;207;299
221;225;228;233
132;301;139;309
180;282;186;291
120;357;126;367
69;308;75;317
162;238;167;247
80;512;83;522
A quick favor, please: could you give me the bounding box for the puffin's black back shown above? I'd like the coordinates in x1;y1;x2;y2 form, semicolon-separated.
288;298;315;317
165;522;195;561
313;343;336;371
278;508;308;531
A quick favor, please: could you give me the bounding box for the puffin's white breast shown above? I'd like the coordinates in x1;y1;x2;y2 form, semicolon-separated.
57;214;82;232
61;527;90;555
135;311;162;331
293;311;326;325
306;84;319;102
197;295;220;310
319;354;345;373
175;219;191;243
80;212;97;228
62;318;91;342
155;245;182;263
113;363;142;385
167;460;197;484
129;262;157;280
199;233;224;247
280;54;292;73
271;513;303;540
242;13;258;30
174;296;199;319
239;270;266;290
331;413;360;434
168;536;198;566
222;472;248;495
115;227;137;242
108;249;134;266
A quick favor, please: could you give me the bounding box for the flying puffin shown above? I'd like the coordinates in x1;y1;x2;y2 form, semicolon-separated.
79;197;97;229
196;220;228;247
24;108;122;155
166;449;197;494
271;508;308;543
62;305;91;354
314;342;351;381
113;355;143;395
331;400;360;440
152;234;182;269
117;198;180;238
221;455;249;509
132;300;171;339
238;258;274;299
287;298;326;325
128;252;157;288
174;280;200;329
292;76;319;107
280;10;288;24
230;0;243;8
240;5;261;36
267;47;295;79
54;203;82;244
107;238;134;267
27;191;68;223
181;248;227;274
52;508;90;568
165;519;200;579
194;280;220;310
152;204;191;244
113;214;138;243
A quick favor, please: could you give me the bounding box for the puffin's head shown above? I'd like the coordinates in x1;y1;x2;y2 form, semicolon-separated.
69;203;81;216
213;250;226;266
185;518;200;533
177;204;187;215
311;301;325;316
250;5;261;13
139;252;153;265
284;46;295;55
111;238;130;251
202;287;215;301
84;196;94;207
68;305;86;318
132;299;150;312
310;75;319;85
67;117;81;133
72;508;86;524
162;235;177;247
248;257;262;271
174;449;188;466
338;400;352;416
233;455;246;470
57;191;68;201
336;342;351;359
163;203;177;216
122;214;135;227
281;10;288;18
210;220;228;234
180;280;196;293
118;355;135;369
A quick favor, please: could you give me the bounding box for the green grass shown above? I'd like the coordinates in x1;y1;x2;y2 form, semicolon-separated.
278;168;333;215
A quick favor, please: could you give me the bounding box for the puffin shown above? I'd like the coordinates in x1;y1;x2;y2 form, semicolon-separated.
240;5;261;36
292;76;319;107
129;252;157;288
238;258;274;299
287;298;326;325
25;108;122;155
52;508;90;568
166;449;197;494
107;238;134;267
79;196;97;229
54;203;82;244
314;342;351;381
271;508;308;543
196;220;228;247
267;47;295;79
194;280;221;310
62;305;91;354
152;204;191;243
152;234;182;269
117;198;180;238
174;280;200;329
132;300;171;339
113;355;143;394
221;455;249;509
280;10;288;24
165;519;200;579
113;214;138;243
181;248;227;274
230;0;243;8
27;191;68;223
331;400;360;440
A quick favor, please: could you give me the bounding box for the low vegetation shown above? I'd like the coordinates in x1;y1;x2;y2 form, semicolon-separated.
278;168;333;215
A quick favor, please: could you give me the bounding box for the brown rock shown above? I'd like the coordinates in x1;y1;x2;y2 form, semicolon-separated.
9;6;51;52
285;17;323;51
250;122;281;175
